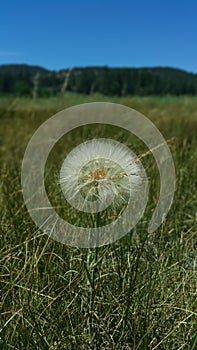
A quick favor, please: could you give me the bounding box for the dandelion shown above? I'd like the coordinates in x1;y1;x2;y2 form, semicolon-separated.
60;138;143;214
59;138;146;344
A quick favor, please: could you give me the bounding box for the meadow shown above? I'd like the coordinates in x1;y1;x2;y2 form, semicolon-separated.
0;94;197;349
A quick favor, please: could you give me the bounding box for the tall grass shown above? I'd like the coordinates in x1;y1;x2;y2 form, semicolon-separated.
0;95;197;349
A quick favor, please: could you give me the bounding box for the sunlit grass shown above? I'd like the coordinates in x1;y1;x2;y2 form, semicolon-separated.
0;95;197;349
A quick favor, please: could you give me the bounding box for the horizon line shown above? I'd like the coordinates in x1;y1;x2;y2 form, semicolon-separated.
0;62;196;74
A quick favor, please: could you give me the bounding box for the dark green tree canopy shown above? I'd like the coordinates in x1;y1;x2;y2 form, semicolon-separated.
0;64;196;96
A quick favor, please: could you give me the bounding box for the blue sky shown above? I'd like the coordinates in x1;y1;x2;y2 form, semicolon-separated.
0;0;197;72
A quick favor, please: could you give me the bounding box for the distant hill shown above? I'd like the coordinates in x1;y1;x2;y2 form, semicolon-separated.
0;64;197;97
0;64;49;76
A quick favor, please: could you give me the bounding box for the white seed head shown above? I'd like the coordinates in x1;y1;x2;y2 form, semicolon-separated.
60;139;144;213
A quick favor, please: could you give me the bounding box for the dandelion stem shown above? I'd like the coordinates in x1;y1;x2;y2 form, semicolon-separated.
88;210;100;345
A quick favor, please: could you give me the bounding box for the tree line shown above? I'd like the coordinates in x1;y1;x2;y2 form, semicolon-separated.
0;64;197;97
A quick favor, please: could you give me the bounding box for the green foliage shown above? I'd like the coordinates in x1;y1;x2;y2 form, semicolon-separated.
0;95;197;349
0;64;197;97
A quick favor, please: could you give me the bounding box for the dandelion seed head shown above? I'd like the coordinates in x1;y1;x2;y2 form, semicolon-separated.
60;139;145;213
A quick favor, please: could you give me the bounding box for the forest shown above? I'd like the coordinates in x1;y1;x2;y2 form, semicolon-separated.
0;64;197;97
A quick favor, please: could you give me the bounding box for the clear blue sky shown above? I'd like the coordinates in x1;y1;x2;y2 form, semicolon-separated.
0;0;197;72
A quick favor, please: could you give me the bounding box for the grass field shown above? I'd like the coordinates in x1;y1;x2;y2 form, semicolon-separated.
0;94;197;349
